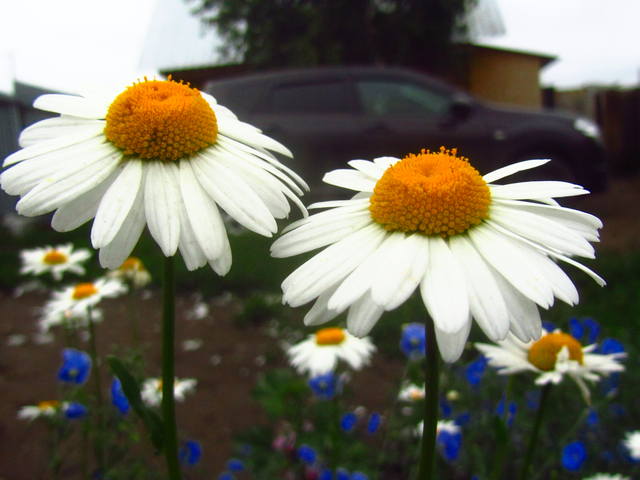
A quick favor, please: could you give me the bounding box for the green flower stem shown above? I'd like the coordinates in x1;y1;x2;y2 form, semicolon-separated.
490;376;514;480
415;315;439;480
87;307;106;471
519;383;553;480
161;255;181;480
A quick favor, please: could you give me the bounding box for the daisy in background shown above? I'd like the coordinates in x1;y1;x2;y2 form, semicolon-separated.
39;300;103;333
475;328;625;403
20;244;91;281
398;383;426;403
415;420;463;461
583;475;630;480
18;400;88;421
286;327;375;376
141;377;197;407
46;277;127;319
1;77;307;272
622;430;640;461
107;256;151;289
272;147;604;361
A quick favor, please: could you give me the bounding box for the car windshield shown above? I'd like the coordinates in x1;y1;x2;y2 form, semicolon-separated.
356;80;452;116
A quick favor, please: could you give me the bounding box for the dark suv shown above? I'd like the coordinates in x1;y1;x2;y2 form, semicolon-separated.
205;66;607;198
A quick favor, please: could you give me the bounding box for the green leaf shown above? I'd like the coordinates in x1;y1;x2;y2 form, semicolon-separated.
108;355;164;452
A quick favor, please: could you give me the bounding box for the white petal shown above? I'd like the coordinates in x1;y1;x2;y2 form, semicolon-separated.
193;152;277;236
490;181;589;200
370;233;428;310
179;160;226;261
177;200;208;271
490;204;595;258
34;94;106;119
91;160;143;248
346;159;386;179
98;187;146;269
19;116;105;148
435;318;472;363
16;147;120;216
448;235;510;340
144;162;181;256
282;224;387;307
491;272;542;343
468;224;554;308
483;159;550;183
322;169;377;192
419;237;469;334
303;284;343;326
346;293;385;337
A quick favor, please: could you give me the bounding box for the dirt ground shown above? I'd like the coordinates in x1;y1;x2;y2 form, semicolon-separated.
0;173;638;479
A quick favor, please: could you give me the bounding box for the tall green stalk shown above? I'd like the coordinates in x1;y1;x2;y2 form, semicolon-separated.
87;307;106;472
415;315;439;480
161;255;181;480
519;384;552;480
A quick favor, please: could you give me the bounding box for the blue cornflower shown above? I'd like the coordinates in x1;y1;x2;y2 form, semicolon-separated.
226;458;244;472
217;473;235;480
179;440;202;466
597;338;625;355
437;423;462;461
351;472;369;480
586;408;599;427
367;412;381;434
440;398;452;418
464;355;488;387
57;348;92;384
569;317;600;345
297;444;317;465
399;323;426;359
561;441;586;471
340;412;358;432
454;412;470;427
110;377;130;414
542;321;557;332
336;469;350;480
309;372;339;400
495;397;517;427
525;390;540;410
63;402;88;419
320;469;333;480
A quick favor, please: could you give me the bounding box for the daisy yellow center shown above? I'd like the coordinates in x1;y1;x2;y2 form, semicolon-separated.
315;327;346;346
43;250;68;265
527;332;584;371
120;257;143;271
104;78;218;162
156;380;163;392
369;147;491;237
72;283;98;300
38;400;60;410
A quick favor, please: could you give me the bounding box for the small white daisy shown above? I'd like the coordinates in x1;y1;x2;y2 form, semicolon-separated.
398;383;426;402
1;77;307;272
623;430;640;461
272;148;604;362
39;301;103;332
140;377;197;407
415;419;460;437
107;256;152;288
476;329;625;403
18;400;60;420
286;327;375;376
46;277;127;319
20;244;91;281
583;474;630;480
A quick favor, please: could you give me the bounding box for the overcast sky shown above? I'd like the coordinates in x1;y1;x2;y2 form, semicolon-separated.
0;0;638;95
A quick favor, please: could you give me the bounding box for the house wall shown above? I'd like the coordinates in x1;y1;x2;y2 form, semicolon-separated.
467;49;545;108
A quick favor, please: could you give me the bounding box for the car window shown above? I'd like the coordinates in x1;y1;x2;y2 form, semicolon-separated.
266;80;353;114
356;80;451;117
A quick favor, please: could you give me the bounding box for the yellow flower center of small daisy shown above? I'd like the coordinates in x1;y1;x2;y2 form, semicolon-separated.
527;332;584;371
315;327;346;346
369;147;491;237
43;250;68;265
72;283;98;300
156;380;163;392
409;390;424;401
104;78;218;162
120;257;143;271
38;400;60;410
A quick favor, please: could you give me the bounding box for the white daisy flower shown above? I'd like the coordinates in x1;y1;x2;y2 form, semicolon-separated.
415;419;460;437
107;256;152;288
286;327;376;376
398;383;426;402
583;474;630;480
476;329;625;403
18;400;60;420
272;148;604;362
1;78;307;272
623;430;640;461
39;301;103;332
47;277;127;319
20;243;91;281
140;377;197;407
